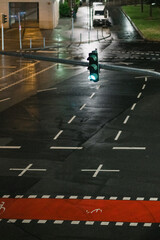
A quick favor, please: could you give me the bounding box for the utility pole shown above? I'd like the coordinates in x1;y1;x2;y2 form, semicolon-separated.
18;12;22;50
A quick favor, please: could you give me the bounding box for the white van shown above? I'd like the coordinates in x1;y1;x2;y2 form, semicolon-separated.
93;5;110;27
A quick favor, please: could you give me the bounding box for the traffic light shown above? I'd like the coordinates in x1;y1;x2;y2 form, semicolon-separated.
87;49;99;82
2;14;7;24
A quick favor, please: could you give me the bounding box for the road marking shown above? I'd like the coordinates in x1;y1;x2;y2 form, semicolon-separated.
96;85;101;90
114;131;122;141
142;84;146;90
0;98;10;103
0;66;17;69
1;198;160;224
81;164;120;178
0;63;57;92
68;115;76;124
53;130;63;140
0;61;39;81
9;164;47;176
0;146;21;149
80;103;86;110
112;147;146;150
89;93;95;99
123;115;130;124
37;87;57;93
137;92;142;98
50;146;83;150
131;103;136;110
145;77;148;82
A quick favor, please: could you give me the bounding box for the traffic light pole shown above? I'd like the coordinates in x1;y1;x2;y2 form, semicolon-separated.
1;51;160;79
1;22;4;51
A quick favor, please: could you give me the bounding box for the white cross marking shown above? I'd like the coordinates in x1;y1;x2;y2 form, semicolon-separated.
9;164;47;176
81;164;120;177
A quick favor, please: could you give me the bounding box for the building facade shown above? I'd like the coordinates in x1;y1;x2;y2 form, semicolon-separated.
0;0;59;29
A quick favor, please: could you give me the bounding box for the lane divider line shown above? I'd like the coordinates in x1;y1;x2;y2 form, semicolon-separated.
131;103;136;111
68;116;76;124
89;93;95;99
123;115;130;124
114;131;122;141
142;84;146;90
137;92;142;99
80;103;86;111
53;130;63;140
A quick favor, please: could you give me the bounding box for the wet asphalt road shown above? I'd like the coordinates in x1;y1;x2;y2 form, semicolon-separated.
1;6;160;240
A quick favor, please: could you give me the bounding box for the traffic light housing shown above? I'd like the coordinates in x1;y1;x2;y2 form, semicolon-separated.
2;14;7;24
87;49;99;82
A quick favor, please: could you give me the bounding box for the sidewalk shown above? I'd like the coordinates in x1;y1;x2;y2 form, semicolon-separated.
1;6;111;51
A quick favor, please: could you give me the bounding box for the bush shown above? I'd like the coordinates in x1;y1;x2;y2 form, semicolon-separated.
59;2;71;17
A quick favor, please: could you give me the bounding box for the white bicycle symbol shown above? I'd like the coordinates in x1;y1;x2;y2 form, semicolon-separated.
0;202;5;214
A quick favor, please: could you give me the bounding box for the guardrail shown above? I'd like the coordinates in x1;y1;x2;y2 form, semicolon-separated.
0;51;160;79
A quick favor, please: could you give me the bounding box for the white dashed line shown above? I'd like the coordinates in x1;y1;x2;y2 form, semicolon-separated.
89;93;95;99
130;223;138;227
145;77;148;82
131;103;136;110
22;219;32;223
101;222;109;226
8;219;17;223
114;130;122;141
123;197;131;200
28;195;37;198
41;195;51;198
55;195;64;199
50;146;83;150
137;92;142;98
53;130;63;140
54;220;64;224
71;221;80;225
85;221;94;225
149;198;158;201
15;195;24;198
68;115;76;124
144;223;152;227
69;196;78;199
109;197;117;200
123;115;130;124
37;220;47;224
116;222;124;226
142;84;146;90
136;197;144;201
80;103;86;110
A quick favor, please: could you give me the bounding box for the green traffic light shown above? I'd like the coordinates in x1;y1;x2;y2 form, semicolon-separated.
88;73;98;82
